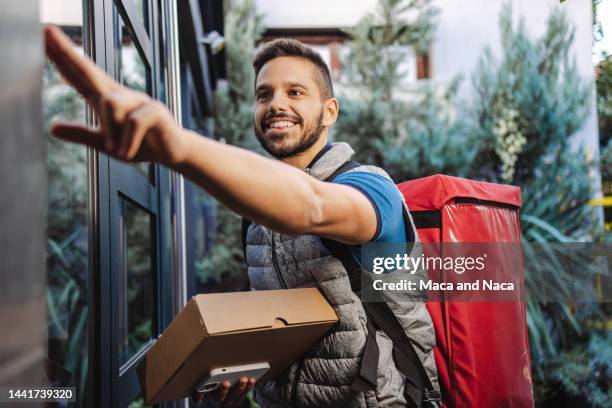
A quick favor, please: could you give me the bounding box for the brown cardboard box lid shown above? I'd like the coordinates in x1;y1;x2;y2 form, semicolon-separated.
194;288;338;334
139;287;338;405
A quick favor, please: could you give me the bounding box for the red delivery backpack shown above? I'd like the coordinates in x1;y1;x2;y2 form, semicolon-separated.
399;174;534;408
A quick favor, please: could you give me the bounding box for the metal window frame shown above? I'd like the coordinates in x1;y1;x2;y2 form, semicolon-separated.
162;0;187;312
177;0;214;116
162;1;189;406
114;0;154;65
87;1;110;406
85;0;212;406
89;0;178;406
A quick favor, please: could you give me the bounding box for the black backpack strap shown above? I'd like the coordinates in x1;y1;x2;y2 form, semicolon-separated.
241;217;252;261
324;160;361;182
322;236;439;406
366;302;440;406
320;160;439;406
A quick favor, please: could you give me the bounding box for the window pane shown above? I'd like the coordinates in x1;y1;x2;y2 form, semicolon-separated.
134;0;150;35
41;0;90;405
119;200;156;366
115;5;153;182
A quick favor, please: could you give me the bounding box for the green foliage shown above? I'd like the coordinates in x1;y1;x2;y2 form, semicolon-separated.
215;0;264;149
520;148;598;241
597;58;612;147
602;139;612;185
474;19;604;383
44;61;90;403
472;3;592;184
222;0;263;104
547;333;612;407
195;205;251;292
469;13;602;379
470;5;605;405
592;0;606;61
336;83;479;182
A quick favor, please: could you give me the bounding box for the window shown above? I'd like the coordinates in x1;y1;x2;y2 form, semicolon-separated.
116;6;154;181
40;0;185;406
38;1;221;406
41;1;91;405
104;1;175;406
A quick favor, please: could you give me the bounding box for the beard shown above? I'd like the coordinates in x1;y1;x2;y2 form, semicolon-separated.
254;109;325;159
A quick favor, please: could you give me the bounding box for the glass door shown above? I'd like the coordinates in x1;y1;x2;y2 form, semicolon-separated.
99;1;174;406
40;0;188;406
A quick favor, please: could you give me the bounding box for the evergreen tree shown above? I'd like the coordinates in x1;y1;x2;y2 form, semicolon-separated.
472;5;599;239
472;4;592;185
337;0;605;404
596;58;612;147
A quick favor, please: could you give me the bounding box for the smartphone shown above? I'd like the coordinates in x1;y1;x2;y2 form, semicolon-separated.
196;362;270;393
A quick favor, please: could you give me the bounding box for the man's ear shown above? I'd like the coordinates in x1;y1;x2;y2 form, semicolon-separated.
322;97;339;127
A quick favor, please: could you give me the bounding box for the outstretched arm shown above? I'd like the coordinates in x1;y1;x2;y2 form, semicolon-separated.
45;25;377;245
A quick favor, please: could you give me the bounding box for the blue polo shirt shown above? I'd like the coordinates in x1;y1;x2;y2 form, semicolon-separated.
331;171;409;265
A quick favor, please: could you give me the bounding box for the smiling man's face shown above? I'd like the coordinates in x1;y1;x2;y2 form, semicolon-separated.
254;56;331;159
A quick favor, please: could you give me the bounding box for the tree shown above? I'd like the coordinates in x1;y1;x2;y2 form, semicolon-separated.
466;5;606;406
596;58;612;148
195;0;263;295
472;4;592;185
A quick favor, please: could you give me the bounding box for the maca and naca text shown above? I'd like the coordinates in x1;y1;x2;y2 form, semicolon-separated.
372;279;515;291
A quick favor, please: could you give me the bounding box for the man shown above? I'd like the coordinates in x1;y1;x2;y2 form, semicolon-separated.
45;26;438;407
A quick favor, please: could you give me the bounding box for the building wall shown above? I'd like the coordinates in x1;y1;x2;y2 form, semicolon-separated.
256;0;377;28
0;0;46;388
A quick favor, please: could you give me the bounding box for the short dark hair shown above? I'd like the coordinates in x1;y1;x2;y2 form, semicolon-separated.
253;38;334;99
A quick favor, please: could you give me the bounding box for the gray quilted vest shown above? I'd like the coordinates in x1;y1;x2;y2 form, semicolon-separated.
246;142;439;408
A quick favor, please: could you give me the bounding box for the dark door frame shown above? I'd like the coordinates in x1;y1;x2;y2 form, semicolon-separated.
89;0;174;406
85;0;219;406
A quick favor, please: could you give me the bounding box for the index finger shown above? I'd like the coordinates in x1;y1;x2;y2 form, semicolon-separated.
44;24;113;100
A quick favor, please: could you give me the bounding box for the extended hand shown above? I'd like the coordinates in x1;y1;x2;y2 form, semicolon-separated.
45;25;186;165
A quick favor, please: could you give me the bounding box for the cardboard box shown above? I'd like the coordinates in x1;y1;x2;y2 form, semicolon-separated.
138;287;338;405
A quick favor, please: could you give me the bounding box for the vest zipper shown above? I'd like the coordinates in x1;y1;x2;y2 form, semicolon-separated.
270;232;287;288
290;359;305;407
271;231;301;405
